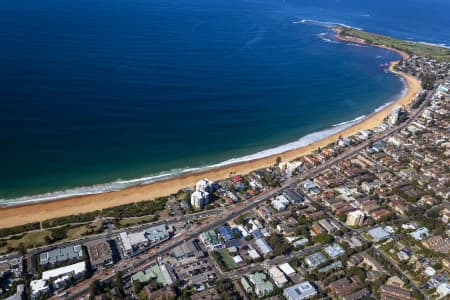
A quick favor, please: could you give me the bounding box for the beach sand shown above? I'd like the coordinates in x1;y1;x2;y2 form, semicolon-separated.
0;51;422;228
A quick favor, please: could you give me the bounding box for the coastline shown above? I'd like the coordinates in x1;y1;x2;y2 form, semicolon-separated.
0;35;422;228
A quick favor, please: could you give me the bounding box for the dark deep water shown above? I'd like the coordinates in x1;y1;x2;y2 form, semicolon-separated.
1;0;449;200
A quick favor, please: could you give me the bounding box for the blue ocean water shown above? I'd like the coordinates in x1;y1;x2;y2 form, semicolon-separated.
0;0;449;200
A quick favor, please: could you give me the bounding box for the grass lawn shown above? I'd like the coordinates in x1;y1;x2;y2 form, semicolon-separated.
119;215;159;227
7;230;51;250
65;225;89;241
218;249;237;269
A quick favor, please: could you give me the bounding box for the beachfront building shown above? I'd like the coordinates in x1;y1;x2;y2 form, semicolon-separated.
191;190;210;209
196;178;216;193
283;281;317;300
118;224;172;257
389;106;407;126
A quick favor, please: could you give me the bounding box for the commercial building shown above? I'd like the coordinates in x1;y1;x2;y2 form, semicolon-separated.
171;240;204;260
118;224;172;257
131;263;176;286
199;230;223;250
283;281;317;300
39;244;83;266
84;238;113;269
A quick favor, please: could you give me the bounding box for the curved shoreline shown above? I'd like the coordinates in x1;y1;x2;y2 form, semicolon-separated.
0;36;422;228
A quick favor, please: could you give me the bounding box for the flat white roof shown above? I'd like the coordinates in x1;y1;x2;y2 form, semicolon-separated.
248;249;260;259
119;232;133;251
42;261;86;280
284;281;317;300
233;255;243;264
278;263;296;276
30;279;48;294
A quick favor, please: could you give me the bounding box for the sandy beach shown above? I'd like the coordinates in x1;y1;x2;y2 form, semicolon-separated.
0;44;422;228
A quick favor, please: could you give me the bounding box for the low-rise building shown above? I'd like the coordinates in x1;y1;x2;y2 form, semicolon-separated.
421;235;450;254
118;224;172;257
268;266;288;287
42;261;86;290
409;227;429;241
30;279;50;300
254;238;273;256
379;284;412;300
304;252;327;269
368;227;390;242
283;281;317;300
132;263;176;286
39;244;83;266
278;262;296;276
324;243;345;259
248;272;274;297
271;195;290;211
199;230;223;250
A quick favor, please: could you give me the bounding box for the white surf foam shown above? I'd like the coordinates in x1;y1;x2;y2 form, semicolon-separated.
294;19;362;30
332;115;366;127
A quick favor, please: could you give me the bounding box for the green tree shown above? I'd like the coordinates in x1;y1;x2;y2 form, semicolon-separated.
314;233;334;244
17;242;26;256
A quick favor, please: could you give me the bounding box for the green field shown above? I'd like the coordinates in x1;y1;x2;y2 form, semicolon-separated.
211;249;238;271
119;215;159;227
217;249;237;269
337;27;450;62
0;230;51;253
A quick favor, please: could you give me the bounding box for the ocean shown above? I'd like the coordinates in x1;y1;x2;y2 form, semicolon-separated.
1;0;449;202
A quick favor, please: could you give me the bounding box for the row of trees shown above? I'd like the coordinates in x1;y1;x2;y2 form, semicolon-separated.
0;222;40;239
41;197;168;229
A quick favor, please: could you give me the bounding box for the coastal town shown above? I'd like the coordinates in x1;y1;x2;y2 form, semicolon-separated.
1;32;450;300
